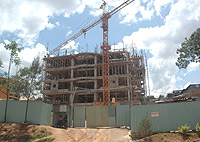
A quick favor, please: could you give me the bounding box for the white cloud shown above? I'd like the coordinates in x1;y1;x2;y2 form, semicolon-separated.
111;42;124;51
0;41;47;75
186;62;200;73
46;23;55;29
139;6;154;21
55;22;60;26
66;30;72;38
20;43;47;67
0;0;78;46
154;0;174;15
90;9;103;17
61;40;80;55
114;0;200;96
0;0;173;48
0;43;10;70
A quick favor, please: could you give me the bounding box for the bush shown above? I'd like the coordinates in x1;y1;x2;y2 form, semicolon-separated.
196;123;200;133
137;115;152;136
162;134;168;142
178;125;190;136
37;137;55;142
162;136;168;142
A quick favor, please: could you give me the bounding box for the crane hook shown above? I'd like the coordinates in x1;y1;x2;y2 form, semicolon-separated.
84;32;86;38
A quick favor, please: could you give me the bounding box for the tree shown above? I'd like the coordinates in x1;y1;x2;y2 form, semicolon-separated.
0;59;3;68
176;28;200;69
137;114;152;136
13;56;42;122
4;41;22;122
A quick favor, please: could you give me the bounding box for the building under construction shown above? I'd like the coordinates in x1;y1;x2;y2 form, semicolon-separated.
42;49;146;105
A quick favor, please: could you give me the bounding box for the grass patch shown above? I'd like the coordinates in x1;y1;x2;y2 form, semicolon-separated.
0;135;16;141
17;134;33;142
33;133;47;139
36;137;55;142
17;131;53;142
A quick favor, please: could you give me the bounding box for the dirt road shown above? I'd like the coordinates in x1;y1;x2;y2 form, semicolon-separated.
0;123;132;142
49;127;132;142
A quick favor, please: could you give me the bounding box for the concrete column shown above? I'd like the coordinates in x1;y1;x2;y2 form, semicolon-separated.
70;57;74;104
126;52;131;102
94;55;98;102
127;78;130;101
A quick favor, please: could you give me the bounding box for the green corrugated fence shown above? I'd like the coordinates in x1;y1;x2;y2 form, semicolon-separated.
3;100;198;132
73;105;130;128
74;106;85;127
116;105;130;127
86;106;109;127
0;100;53;125
131;101;200;132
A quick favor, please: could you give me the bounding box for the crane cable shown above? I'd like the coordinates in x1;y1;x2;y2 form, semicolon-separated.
66;6;102;41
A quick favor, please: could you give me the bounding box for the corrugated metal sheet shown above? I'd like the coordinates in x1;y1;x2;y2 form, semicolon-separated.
5;101;26;123
28;101;53;125
108;106;115;117
74;106;85;127
131;101;200;132
108;106;115;127
0;100;5;121
69;106;73;127
116;105;130;127
86;106;109;128
0;100;53;125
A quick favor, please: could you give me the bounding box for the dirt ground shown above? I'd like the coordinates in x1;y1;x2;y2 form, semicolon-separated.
1;123;200;142
0;123;132;142
51;127;132;142
133;132;200;142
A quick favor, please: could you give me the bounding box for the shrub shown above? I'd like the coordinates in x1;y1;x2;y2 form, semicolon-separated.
196;123;200;133
162;134;168;142
137;115;152;136
178;125;190;136
37;137;55;142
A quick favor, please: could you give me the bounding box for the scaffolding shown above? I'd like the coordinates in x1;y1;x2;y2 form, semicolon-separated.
42;49;146;105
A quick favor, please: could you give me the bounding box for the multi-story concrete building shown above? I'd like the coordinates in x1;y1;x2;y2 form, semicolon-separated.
42;50;146;105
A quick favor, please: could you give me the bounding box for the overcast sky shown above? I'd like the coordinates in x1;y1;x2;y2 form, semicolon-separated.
0;0;199;97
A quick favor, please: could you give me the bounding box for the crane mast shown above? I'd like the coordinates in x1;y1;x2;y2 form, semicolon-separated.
50;0;135;105
101;1;111;105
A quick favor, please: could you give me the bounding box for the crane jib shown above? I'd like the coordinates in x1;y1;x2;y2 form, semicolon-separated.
50;0;135;55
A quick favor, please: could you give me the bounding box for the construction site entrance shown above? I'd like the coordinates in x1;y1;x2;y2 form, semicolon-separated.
53;105;130;128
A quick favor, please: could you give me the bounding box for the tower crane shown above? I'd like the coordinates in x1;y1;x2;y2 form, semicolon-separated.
50;0;135;105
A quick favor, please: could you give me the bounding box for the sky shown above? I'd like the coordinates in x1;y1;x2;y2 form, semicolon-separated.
0;0;200;97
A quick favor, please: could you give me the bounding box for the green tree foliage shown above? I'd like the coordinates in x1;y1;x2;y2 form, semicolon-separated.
4;41;22;122
137;114;152;136
176;28;200;69
12;56;43;122
15;57;43;96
